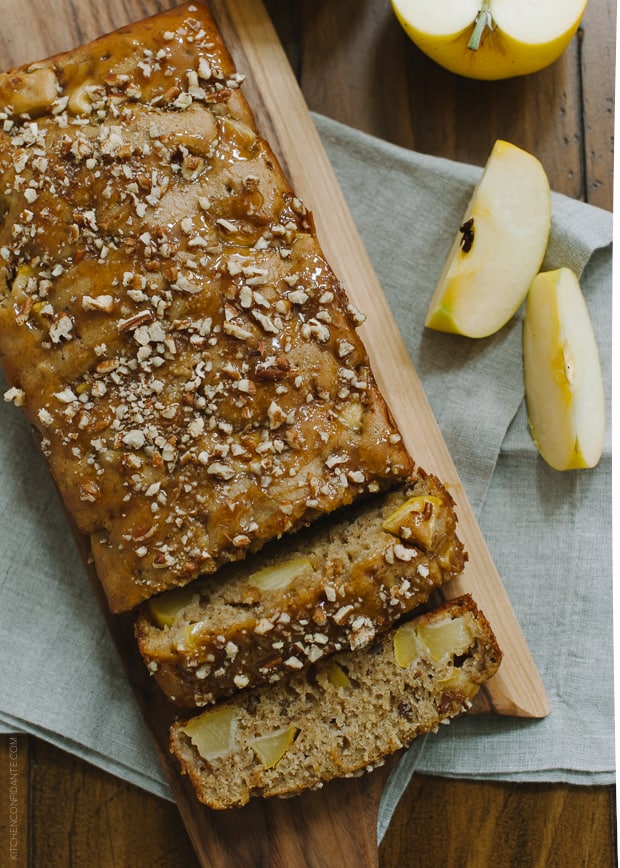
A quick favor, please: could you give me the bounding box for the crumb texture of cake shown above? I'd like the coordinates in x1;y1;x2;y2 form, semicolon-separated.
0;3;413;612
136;471;467;707
169;595;502;809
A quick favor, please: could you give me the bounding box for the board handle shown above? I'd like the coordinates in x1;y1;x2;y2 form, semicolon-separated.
182;761;393;868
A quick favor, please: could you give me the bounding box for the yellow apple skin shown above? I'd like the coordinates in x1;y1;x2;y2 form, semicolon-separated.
425;140;551;338
391;0;588;80
523;268;605;471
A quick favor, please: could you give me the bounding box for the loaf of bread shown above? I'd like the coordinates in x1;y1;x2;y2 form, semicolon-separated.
0;3;413;612
169;594;502;809
136;470;466;707
0;4;504;818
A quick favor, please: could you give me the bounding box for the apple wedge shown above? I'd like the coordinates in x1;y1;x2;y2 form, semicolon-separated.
391;0;588;80
425;140;551;339
523;267;605;471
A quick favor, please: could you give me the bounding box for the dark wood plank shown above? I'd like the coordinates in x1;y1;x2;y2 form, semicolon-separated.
28;737;199;868
380;774;617;868
580;0;616;209
22;736;617;868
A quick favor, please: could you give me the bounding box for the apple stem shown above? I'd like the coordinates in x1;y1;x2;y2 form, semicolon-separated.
468;1;493;51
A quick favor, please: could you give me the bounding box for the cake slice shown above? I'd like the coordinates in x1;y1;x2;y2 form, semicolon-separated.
169;594;502;809
0;3;413;612
136;470;466;707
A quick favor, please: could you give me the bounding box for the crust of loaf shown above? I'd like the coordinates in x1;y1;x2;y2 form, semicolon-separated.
136;470;466;707
0;3;413;612
169;594;502;809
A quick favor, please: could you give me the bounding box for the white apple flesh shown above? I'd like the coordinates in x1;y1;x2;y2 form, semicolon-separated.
391;0;588;80
523;267;605;470
425;140;551;338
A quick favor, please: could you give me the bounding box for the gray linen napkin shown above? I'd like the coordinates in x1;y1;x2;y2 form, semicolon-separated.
0;115;614;833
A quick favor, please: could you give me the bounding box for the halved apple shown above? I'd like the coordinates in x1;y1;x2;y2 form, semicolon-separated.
424;140;551;338
523;267;605;470
391;0;587;80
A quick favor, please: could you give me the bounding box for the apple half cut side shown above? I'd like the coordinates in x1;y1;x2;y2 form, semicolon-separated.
391;0;588;80
523;267;605;471
424;140;551;339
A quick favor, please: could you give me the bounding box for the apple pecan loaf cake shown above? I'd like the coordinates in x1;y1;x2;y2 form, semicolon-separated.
169;594;502;809
136;470;466;707
0;3;413;612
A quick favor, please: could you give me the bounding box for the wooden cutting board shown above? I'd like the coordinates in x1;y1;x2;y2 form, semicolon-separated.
0;1;550;865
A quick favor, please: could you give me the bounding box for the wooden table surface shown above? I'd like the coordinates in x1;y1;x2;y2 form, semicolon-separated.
1;0;616;865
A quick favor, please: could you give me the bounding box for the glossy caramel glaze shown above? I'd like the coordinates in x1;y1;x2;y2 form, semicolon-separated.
0;3;413;611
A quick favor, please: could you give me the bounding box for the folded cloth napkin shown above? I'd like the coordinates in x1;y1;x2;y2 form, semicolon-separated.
0;115;614;837
311;116;615;839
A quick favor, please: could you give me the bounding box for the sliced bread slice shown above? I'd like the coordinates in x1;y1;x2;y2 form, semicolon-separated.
136;471;466;707
169;594;501;809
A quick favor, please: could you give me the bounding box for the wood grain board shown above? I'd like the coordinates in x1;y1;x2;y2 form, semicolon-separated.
208;0;550;721
0;1;551;865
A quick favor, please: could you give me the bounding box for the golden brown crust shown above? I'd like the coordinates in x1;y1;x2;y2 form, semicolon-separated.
0;4;413;611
